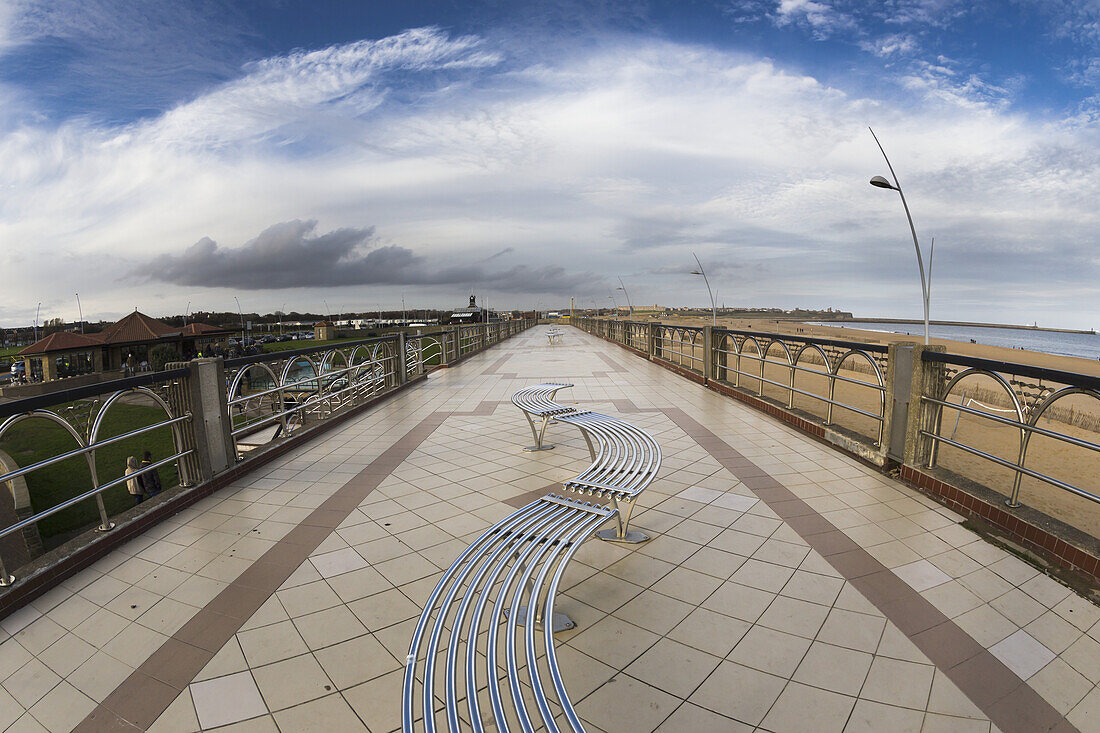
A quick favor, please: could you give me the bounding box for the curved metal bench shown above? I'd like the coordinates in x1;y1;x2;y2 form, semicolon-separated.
402;387;662;732
555;410;660;544
511;382;580;452
402;494;614;733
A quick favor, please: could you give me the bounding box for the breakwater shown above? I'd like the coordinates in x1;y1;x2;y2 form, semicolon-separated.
807;321;1100;361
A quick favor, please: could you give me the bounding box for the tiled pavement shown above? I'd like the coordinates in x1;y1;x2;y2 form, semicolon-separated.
1;326;1099;732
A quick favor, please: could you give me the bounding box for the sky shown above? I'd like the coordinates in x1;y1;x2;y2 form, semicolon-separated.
3;1;1100;329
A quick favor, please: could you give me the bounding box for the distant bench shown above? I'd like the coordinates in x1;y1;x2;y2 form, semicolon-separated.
402;384;662;732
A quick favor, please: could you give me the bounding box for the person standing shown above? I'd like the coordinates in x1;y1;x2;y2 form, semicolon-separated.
125;456;144;505
140;451;162;498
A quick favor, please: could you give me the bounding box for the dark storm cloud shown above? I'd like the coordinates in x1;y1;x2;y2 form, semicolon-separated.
133;219;603;294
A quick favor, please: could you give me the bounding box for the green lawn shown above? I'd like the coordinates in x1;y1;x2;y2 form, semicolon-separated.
0;401;179;544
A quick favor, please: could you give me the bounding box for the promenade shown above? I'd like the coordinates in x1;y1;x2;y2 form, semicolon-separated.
0;325;1097;732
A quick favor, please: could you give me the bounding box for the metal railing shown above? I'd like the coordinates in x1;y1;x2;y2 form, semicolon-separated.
920;352;1100;512
0;369;194;586
713;327;888;446
577;316;1100;545
225;335;401;453
576;318;888;446
655;325;706;375
0;320;533;591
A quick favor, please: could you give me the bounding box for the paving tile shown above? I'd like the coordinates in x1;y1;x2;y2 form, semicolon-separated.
293;605;367;650
727;625;812;678
314;634;400;689
989;629;1056;680
689;661;786;726
190;671;268;729
251;653;334;711
843;698;925;733
3;659;61;708
272;693;369;732
668;607;751;658
343;667;405;733
816;608;885;653
756;595;830;639
26;680;95;733
792;641;872;696
575;674;680;732
760;681;854;733
624;637;721;698
568;616;658;671
147;689;200;733
654;702;752;732
860;657;935;710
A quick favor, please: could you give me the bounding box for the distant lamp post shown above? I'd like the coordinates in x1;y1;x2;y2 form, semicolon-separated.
34;302;41;343
75;293;84;334
617;278;634;316
869;127;931;346
233;296;245;346
690;252;716;326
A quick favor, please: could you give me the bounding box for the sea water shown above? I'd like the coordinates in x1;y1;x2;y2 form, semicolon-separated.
807;322;1100;361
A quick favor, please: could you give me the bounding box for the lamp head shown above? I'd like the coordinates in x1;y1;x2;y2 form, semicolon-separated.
690;270;703;275
869;175;897;190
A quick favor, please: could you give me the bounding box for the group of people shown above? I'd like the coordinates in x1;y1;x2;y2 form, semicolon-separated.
124;451;163;505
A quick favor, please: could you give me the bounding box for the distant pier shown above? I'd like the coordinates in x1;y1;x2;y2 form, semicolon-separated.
822;317;1096;335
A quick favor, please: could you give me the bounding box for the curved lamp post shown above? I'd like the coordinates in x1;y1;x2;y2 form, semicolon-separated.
690;252;717;326
617;278;634;316
869;127;931;346
233;296;245;346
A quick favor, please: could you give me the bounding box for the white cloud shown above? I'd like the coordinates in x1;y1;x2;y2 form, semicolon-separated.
774;0;857;38
2;30;1100;328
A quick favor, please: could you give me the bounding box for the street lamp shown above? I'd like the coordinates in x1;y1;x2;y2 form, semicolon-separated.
34;302;40;343
233;296;245;346
690;252;716;326
869;127;931;346
617;277;634;316
75;293;84;334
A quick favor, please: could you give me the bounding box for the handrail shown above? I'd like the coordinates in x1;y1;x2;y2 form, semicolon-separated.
923;351;1100;392
0;367;190;420
0;451;191;542
0;414;191;485
223;334;400;368
715;327;890;353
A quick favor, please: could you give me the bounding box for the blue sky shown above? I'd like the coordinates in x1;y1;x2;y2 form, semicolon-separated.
3;0;1100;329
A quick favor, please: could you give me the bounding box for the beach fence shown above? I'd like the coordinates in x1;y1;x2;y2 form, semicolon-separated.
579;318;1100;579
0;320;534;612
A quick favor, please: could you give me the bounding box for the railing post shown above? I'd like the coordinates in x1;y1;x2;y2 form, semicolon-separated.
900;344;946;467
183;358;235;477
703;326;714;382
439;331;452;366
396;333;409;385
647;322;659;360
714;331;727;383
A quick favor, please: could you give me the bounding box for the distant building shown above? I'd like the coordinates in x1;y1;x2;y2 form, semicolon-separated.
314;321;335;340
448;295;496;324
18;311;234;382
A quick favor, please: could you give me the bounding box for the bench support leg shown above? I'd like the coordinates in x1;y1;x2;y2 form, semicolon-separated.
507;607;576;633
522;413;555;451
596;495;649;544
504;574;576;632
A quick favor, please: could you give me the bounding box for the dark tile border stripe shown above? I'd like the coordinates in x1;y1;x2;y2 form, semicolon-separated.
74;410;450;732
660;406;1077;733
480;354;513;375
